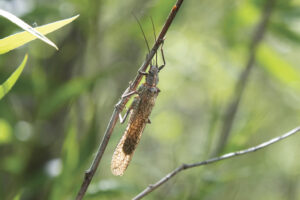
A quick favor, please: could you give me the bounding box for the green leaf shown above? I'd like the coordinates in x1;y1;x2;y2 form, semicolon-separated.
0;9;58;50
0;119;12;144
270;22;300;44
0;54;28;100
0;15;79;54
38;77;94;118
38;67;117;118
50;108;79;200
222;1;259;46
62;113;79;171
257;44;300;90
13;190;23;200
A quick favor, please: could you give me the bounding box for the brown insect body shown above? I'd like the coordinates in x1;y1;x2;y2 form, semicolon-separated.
111;65;160;176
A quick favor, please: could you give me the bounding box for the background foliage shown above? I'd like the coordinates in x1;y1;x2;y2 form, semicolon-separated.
1;0;300;199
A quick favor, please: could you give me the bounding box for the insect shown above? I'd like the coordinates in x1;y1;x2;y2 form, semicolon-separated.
111;18;165;176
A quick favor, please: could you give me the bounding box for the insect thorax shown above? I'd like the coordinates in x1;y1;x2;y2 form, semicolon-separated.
146;65;159;86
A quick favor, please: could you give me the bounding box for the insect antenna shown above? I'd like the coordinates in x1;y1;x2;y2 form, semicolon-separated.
132;13;152;65
150;17;158;67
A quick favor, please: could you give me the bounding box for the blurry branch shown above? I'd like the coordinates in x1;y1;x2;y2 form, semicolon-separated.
212;0;276;156
75;1;185;199
133;126;300;200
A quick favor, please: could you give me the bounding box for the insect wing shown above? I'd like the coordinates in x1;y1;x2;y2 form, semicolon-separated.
111;97;145;176
111;121;146;176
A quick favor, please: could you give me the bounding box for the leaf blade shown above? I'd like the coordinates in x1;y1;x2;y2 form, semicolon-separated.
0;54;28;100
0;15;79;54
257;44;300;91
0;9;58;50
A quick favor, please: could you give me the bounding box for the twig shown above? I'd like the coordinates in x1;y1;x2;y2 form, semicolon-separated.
75;1;185;199
133;126;300;200
212;0;276;156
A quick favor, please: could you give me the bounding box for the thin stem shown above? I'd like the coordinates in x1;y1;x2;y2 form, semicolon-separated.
75;1;185;199
212;0;276;156
133;126;300;200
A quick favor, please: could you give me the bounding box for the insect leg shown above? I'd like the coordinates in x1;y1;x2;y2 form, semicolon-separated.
158;39;166;71
118;90;139;123
122;90;138;98
138;70;148;76
119;108;131;124
119;94;140;124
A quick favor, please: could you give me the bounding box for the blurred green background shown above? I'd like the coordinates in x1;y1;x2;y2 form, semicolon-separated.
1;0;300;199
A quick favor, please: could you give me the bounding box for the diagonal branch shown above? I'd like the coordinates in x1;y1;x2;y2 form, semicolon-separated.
212;0;276;156
75;1;185;199
133;126;300;200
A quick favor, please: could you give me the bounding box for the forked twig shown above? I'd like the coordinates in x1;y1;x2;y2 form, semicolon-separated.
133;126;300;200
75;1;185;199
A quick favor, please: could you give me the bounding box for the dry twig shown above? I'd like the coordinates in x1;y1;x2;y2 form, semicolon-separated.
75;1;185;199
133;126;300;200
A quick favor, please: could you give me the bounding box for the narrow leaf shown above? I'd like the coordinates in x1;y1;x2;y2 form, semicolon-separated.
270;22;300;44
0;9;58;50
0;54;28;100
257;44;300;91
38;77;94;117
0;15;79;54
